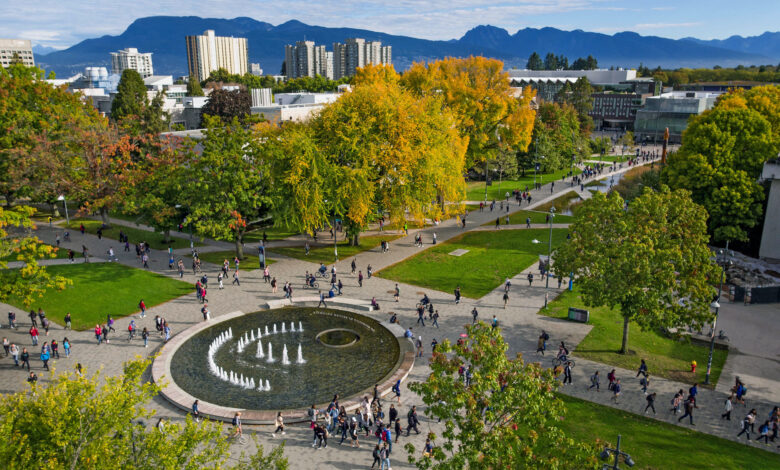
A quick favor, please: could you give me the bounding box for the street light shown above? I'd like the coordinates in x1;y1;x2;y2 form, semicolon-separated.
56;195;69;226
705;242;734;385
544;205;556;308
600;435;635;469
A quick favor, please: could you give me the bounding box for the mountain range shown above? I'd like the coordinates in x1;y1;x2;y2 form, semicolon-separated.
35;16;780;78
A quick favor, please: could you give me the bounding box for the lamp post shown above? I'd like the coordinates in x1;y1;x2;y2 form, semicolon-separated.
544;205;556;308
705;242;733;385
600;435;635;469
56;195;69;226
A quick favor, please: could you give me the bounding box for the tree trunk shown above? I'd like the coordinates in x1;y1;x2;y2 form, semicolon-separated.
351;233;359;246
235;236;244;260
99;207;110;226
3;192;13;208
620;316;630;354
163;229;171;244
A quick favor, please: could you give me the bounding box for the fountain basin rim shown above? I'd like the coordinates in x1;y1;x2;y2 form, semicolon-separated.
151;304;414;424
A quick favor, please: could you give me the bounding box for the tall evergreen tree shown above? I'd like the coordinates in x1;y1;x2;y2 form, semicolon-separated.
544;52;558;70
111;69;147;121
526;52;543;70
186;75;204;96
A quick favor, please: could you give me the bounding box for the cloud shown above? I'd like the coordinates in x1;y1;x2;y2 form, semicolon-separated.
634;22;700;30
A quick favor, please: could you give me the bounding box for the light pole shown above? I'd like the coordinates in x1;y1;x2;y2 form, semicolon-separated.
705;242;733;385
57;195;69;226
600;435;635;469
544;205;555;308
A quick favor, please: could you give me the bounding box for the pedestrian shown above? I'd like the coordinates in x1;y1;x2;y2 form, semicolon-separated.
27;371;38;385
201;304;210;321
273;412;286;436
502;291;509;309
232;269;240;286
107;314;116;332
94;324;102;344
50;339;59;359
589;371;600;391
471;307;478;324
640;374;651;394
394;284;399;302
142;327;149;347
358;271;363;287
526;217;531;228
142;253;149;269
721;394;734;421
2;337;8;356
371;444;381;469
737;410;756;440
678;397;695;425
380;443;391;470
40;348;50;371
527;272;534;285
416;336;423;358
127;320;136;341
271;277;277;293
8;311;16;329
563;361;573;385
29;325;39;346
431;310;439;328
318;290;327;308
644;392;657;414
351;258;357;274
218;272;224;289
406;406;420;436
63;338;71;357
757;420;771;444
611;379;621;404
454;286;461;304
689;382;699;408
64;312;71;330
636;359;648;378
155;315;163;336
491;315;499;329
20;347;30;371
163;322;171;342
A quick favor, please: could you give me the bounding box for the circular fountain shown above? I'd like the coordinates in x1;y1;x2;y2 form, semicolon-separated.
154;306;410;422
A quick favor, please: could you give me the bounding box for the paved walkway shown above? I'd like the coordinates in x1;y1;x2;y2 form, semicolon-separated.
2;156;777;467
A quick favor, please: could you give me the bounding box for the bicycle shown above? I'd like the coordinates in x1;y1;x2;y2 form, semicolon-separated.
303;281;319;289
552;356;575;368
315;270;328;278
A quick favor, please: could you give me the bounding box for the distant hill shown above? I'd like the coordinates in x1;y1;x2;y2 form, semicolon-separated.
682;32;780;64
32;44;59;55
36;16;778;78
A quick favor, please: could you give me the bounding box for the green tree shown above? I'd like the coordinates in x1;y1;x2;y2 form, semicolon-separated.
526;102;584;172
526;52;543;70
0;205;70;306
405;322;598;469
111;69;148;121
200;88;251;126
186;116;269;258
662;90;778;242
186;75;204;96
556;77;593;133
552;188;719;354
544;52;559;70
0;358;288;469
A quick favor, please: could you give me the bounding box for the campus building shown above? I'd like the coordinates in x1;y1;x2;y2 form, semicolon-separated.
633;91;721;144
186;30;248;82
0;38;34;67
110;47;154;78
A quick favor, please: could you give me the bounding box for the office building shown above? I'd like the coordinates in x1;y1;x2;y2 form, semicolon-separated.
284;41;333;79
0;38;34;67
332;38;391;79
634;91;721;144
110;47;154;78
186;30;248;82
250;63;263;76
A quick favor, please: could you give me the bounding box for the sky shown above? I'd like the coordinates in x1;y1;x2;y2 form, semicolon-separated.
1;0;777;50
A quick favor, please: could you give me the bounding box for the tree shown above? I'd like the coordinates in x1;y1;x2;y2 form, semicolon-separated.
111;69;148;121
0;205;70;306
405;322;597;469
401;57;536;169
0;358;288;469
544;52;558;70
527;102;585;171
526;52;543;70
662;86;779;242
186;116;269;258
187;75;204;96
556;77;593;133
0;64;99;206
200;88;251;126
552;188;719;354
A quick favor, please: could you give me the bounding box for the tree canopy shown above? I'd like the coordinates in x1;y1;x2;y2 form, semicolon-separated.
552;188;719;354
662;85;780;242
526;102;587;172
200;88;252;126
405;322;598;469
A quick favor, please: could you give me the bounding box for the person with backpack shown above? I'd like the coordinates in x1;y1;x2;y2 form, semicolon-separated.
678;397;695;425
371;444;382;469
640;374;651;394
40;348;50;371
737;410;756;440
670;390;683;415
644;393;657;414
636;359;648;378
610;379;622;404
380;442;391;469
138;299;146;318
758;420;771;444
589;371;600;391
20;347;30;371
406;405;420;436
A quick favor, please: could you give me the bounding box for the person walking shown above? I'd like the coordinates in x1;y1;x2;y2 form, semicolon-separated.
471;307;478;324
431;310;440;328
272;412;286;436
50;339;59;359
589;371;600;391
644;392;657;414
318;290;327;308
232;269;240;286
737;410;756;440
29;325;39;346
64;312;71;330
40;348;50;371
563;361;573;385
640;374;651;394
8;311;16;329
610;379;622;404
454;286;461;304
527;273;534;286
94;324;103;345
406;406;420;436
142;327;149;348
2;337;8;356
371;444;382;469
62;338;71;357
636;359;648;378
394;284;400;302
502;291;509;309
20;347;30;371
358;271;364;287
678;397;695;425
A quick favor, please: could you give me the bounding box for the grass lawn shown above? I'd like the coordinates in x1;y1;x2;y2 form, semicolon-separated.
272;234;403;264
62;219;202;251
243;226;300;242
465;167;582;201
378;229;568;298
541;289;728;386
195;250;276;270
559;395;778;469
5;263;192;330
587;154;625;163
481;209;574;226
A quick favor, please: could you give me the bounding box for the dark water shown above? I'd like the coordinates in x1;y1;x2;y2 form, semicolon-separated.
170;308;400;410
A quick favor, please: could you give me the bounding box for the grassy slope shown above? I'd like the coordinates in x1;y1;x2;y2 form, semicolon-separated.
465;167;582;201
62;219;202;250
378;229;568;298
272;234;403;264
195;250;276;271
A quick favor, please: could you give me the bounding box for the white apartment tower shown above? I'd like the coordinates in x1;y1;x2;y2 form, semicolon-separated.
0;38;34;68
110;47;154;78
285;41;333;79
332;38;392;79
185;30;248;82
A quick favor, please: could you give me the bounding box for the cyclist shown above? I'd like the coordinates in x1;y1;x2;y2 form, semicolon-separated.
318;263;327;276
420;294;430;306
557;342;569;362
308;275;316;288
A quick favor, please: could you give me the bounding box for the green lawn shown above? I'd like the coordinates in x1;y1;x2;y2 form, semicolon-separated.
62;219;202;250
5;263;192;330
195;250;276;270
243;226;300;242
466;167;582;201
541;289;728;386
560;395;778;469
481;209;574;226
587;154;625;163
272;234;403;264
378;229;568;298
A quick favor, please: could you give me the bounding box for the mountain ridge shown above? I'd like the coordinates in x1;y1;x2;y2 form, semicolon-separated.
35;16;778;78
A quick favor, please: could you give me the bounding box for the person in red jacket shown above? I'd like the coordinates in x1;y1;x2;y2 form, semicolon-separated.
138;299;146;318
29;326;39;346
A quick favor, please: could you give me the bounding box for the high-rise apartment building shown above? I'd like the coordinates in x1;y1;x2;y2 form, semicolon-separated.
185;30;248;82
284;41;334;79
0;38;34;68
332;38;391;79
110;47;154;78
